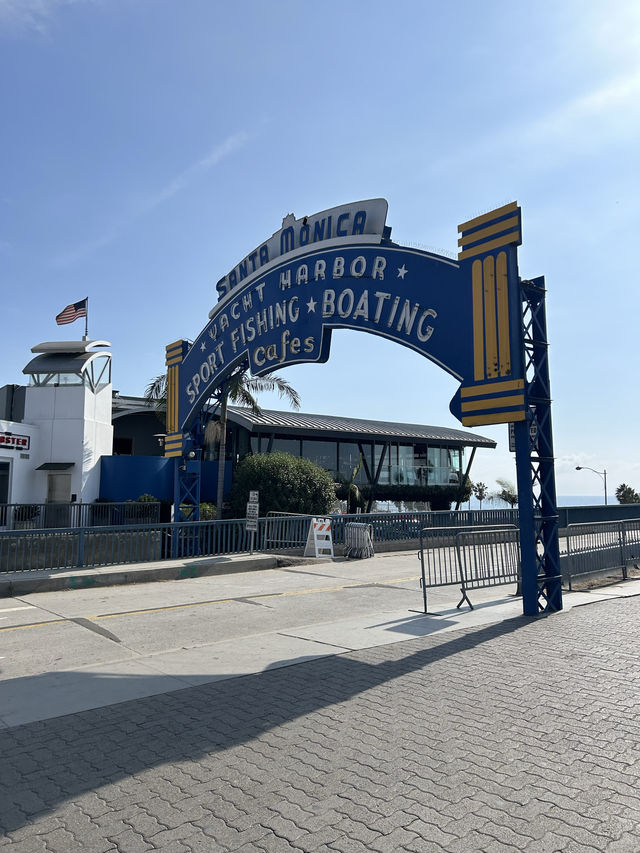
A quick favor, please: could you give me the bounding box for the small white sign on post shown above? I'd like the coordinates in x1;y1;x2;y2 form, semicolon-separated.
246;496;259;553
246;502;259;530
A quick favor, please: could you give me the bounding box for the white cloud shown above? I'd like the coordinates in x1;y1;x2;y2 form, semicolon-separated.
51;132;251;268
0;0;95;35
428;68;640;180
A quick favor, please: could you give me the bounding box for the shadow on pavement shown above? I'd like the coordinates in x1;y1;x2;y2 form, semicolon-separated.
0;614;530;834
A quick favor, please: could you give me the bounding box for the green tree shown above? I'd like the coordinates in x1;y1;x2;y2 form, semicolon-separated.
205;367;301;517
145;365;301;518
336;453;366;514
229;451;336;517
615;483;640;504
491;477;518;508
144;374;167;426
472;481;489;510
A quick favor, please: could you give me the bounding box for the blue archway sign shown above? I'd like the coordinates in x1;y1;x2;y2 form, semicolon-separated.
164;199;562;616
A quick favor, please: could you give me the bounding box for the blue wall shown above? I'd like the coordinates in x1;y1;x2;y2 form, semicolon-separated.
100;456;233;503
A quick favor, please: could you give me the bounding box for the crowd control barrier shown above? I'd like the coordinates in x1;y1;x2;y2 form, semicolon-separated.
418;525;520;613
563;519;640;589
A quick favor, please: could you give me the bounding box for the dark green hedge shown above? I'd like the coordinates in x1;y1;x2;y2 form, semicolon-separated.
229;452;336;517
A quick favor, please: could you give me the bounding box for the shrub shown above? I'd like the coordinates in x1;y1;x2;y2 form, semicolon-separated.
137;493;158;503
229;452;336;517
199;502;217;520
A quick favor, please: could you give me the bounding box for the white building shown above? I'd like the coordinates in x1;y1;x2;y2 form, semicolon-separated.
0;340;113;507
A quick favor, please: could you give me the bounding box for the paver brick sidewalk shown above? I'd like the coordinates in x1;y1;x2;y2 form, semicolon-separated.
1;596;639;852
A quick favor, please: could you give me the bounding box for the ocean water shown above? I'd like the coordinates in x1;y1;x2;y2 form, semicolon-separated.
465;495;607;510
556;495;608;507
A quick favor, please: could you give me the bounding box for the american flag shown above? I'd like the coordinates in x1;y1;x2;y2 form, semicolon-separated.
56;298;88;326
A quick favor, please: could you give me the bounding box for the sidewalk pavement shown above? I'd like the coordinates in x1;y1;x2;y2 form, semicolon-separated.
1;553;640;852
0;552;283;596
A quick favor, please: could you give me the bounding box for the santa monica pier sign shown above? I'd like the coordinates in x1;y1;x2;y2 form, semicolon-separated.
163;198;562;617
165;198;527;438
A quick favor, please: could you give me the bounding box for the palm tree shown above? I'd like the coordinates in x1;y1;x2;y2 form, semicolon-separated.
145;365;301;519
205;366;301;518
491;478;518;508
144;374;167;425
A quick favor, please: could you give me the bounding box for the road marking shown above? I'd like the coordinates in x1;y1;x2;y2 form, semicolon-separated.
0;575;421;633
0;606;32;613
0;619;67;632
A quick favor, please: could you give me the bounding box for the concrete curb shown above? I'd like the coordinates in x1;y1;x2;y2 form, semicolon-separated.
0;553;282;596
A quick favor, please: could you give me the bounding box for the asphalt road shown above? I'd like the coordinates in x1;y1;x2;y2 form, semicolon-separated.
1;559;639;852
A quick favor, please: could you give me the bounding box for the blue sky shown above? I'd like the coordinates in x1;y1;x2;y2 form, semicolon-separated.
1;0;639;498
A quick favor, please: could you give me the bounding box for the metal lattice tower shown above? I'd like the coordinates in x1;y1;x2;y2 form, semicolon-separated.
514;276;563;615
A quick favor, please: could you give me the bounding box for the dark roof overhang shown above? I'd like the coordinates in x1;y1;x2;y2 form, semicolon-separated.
226;407;496;448
36;462;75;471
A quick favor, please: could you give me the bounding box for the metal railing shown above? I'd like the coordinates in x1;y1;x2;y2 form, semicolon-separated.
0;518;253;573
0;509;521;574
261;509;520;553
563;519;640;589
418;525;520;612
263;513;312;551
0;501;161;530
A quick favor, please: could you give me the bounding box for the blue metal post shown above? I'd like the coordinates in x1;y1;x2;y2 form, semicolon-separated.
514;420;537;614
515;277;563;615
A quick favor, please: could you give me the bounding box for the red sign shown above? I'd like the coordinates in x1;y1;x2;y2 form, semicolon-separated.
0;433;30;450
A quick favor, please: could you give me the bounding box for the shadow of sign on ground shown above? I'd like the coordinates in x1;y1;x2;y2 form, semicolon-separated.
0;615;529;835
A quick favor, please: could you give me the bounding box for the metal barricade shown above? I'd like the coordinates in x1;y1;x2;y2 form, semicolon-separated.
456;527;520;609
262;513;313;551
344;523;374;559
418;525;519;613
564;519;640;589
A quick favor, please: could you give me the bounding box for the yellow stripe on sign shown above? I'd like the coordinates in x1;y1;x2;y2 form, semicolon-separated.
483;255;498;378
165;367;174;433
458;201;519;233
457;215;520;247
472;259;485;381
173;367;179;433
166;356;182;367
458;230;521;260
460;394;525;413
496;251;511;376
174;368;179;433
462;410;527;427
460;379;524;398
170;367;176;434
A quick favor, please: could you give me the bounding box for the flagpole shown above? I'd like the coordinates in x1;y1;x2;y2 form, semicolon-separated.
84;297;89;341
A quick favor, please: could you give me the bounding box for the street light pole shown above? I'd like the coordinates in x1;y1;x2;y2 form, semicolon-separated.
575;466;608;505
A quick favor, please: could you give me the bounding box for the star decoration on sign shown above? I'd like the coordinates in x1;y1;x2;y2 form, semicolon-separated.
200;341;207;351
307;297;317;313
397;265;408;279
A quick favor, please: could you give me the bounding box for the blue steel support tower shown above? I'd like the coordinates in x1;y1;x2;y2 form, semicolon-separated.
514;276;562;615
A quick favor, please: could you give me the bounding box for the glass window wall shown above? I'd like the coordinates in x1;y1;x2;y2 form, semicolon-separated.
338;442;367;484
272;437;301;456
427;447;462;485
301;439;338;474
